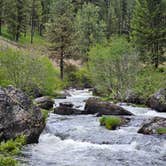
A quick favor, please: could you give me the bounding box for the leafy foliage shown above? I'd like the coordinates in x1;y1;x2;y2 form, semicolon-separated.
156;128;166;134
99;116;121;130
0;49;62;96
89;37;139;99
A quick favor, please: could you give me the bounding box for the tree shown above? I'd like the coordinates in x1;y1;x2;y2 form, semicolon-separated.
46;0;75;80
30;0;42;43
0;0;5;35
131;0;166;68
89;37;139;99
75;2;106;59
5;0;29;41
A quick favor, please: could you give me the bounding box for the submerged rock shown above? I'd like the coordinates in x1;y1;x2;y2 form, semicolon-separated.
85;98;133;116
147;88;166;112
0;86;45;143
34;96;54;110
138;117;166;135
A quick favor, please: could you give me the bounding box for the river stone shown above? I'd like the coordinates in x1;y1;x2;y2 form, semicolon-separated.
147;88;166;112
59;102;74;108
34;96;54;110
85;98;133;116
54;107;83;115
0;86;45;143
138;117;166;135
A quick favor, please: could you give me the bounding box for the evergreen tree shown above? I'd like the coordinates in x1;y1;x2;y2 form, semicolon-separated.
75;2;106;59
0;0;5;35
30;0;42;43
46;0;75;80
6;0;28;41
131;0;166;68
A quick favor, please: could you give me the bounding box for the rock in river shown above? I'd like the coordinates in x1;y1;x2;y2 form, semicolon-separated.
54;102;83;115
138;117;166;135
0;86;45;143
34;96;54;110
85;98;133;116
147;88;166;112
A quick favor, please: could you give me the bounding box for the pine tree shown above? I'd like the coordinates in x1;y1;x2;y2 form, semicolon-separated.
0;0;5;35
46;0;75;80
131;0;166;68
6;0;28;41
75;2;106;59
30;0;42;43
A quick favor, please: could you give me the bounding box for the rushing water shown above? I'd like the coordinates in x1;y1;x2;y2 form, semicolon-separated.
22;89;166;166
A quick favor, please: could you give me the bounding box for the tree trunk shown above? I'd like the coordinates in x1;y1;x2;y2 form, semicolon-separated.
0;18;2;35
31;0;35;44
60;48;64;80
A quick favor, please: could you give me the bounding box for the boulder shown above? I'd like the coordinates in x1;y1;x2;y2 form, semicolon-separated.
54;107;83;115
85;98;133;116
125;90;145;104
0;86;45;143
59;102;74;108
34;96;54;110
138;117;166;135
147;88;166;112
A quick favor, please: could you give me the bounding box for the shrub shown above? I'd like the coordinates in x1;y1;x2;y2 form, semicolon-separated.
0;156;17;166
133;66;166;99
41;109;49;122
89;37;139;99
156;128;166;135
0;49;62;97
0;136;26;156
99;116;121;130
65;64;92;88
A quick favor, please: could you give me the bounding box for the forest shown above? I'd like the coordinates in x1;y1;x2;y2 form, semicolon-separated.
0;0;166;166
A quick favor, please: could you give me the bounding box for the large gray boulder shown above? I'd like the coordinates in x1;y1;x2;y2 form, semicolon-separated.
34;96;54;110
0;86;45;143
147;88;166;112
138;117;166;135
84;98;133;116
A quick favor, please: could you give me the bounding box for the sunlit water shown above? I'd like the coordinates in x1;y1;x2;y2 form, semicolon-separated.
22;89;166;166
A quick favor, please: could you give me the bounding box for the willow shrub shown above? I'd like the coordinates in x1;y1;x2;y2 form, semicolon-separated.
0;49;62;97
88;37;139;100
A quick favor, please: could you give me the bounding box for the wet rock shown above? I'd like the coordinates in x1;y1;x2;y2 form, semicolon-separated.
54;107;83;115
85;98;133;116
147;88;166;112
125;90;145;104
55;91;70;99
59;102;74;108
0;86;45;143
34;96;54;110
138;117;166;135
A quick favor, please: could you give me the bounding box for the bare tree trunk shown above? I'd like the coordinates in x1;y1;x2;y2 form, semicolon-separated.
31;0;35;44
60;48;64;80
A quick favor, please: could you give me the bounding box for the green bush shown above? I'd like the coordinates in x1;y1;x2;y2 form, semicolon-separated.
89;36;139;99
0;156;17;166
41;109;49;122
133;66;166;99
99;116;121;130
156;128;166;135
0;49;62;97
0;136;26;156
65;64;92;88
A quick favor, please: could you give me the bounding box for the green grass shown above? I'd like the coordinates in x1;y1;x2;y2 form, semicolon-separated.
1;25;48;46
99;116;121;130
41;109;49;122
0;156;17;166
156;128;166;134
0;136;26;166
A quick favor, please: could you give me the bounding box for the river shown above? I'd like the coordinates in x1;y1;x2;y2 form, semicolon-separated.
22;89;166;166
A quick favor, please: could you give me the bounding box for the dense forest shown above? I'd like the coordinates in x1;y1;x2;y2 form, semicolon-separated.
0;0;166;165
